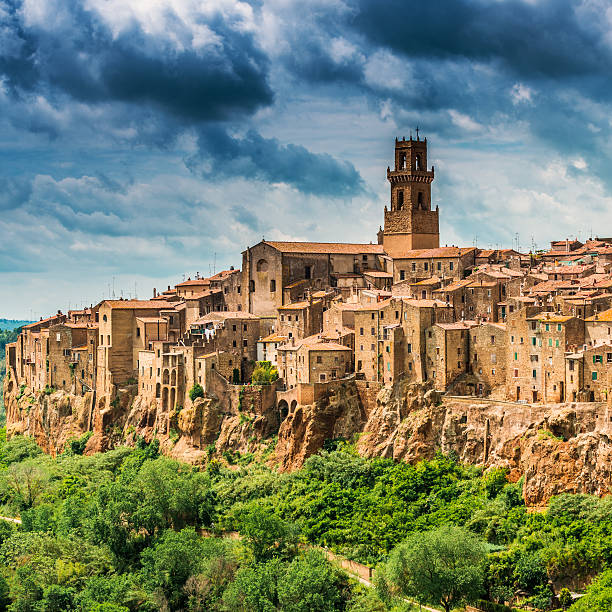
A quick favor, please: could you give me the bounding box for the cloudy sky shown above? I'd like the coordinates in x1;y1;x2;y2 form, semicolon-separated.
2;0;612;318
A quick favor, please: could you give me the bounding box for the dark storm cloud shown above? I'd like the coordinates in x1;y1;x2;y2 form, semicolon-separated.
188;126;366;197
0;0;273;121
353;0;611;82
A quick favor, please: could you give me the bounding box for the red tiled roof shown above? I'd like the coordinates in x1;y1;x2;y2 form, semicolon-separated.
101;300;176;309
393;246;476;259
264;240;385;255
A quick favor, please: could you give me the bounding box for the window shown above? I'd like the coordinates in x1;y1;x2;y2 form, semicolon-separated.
371;327;375;335
594;355;603;364
492;368;496;375
371;344;375;351
304;265;312;279
491;336;495;345
362;254;368;261
407;343;412;353
270;280;276;292
316;355;322;364
357;360;362;370
237;285;241;294
548;338;553;347
569;361;575;371
400;270;405;281
232;324;237;331
532;337;536;346
103;314;107;322
592;371;598;381
450;262;454;271
555;339;560;347
395;311;399;319
514;369;518;377
232;340;237;347
320;373;326;381
532;369;537;378
371;313;375;320
386;346;390;353
243;339;248;347
412;263;416;272
243;324;247;331
437;262;442;271
545;324;550;331
458;362;462;369
408;362;413;370
107;335;110;345
514;352;518;361
424;262;429;271
607;353;612;364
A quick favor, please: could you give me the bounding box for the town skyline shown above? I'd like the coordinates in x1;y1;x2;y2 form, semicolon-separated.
3;0;612;318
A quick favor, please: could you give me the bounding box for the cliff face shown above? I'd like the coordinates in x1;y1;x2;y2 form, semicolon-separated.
5;372;612;506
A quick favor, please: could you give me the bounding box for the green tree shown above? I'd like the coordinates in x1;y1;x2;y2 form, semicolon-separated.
189;384;204;401
235;503;299;562
221;558;283;612
251;361;279;385
140;528;205;610
385;525;486;612
277;549;348;612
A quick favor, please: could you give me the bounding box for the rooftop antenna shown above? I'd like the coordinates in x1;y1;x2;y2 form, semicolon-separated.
415;126;420;140
134;281;137;300
112;276;116;299
213;252;217;274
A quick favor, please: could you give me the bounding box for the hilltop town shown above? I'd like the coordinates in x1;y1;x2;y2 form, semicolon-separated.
5;136;612;480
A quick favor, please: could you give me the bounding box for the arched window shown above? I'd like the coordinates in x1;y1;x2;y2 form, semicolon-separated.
417;192;424;209
256;259;268;272
156;383;161;398
399;152;406;169
397;190;404;210
162;369;169;385
416;154;422;170
170;369;176;385
102;314;108;322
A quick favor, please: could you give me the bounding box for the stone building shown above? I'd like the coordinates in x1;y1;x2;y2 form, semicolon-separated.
276;297;323;340
393;246;476;285
241;240;385;318
469;322;507;397
425;321;476;390
565;342;612;402
96;300;177;396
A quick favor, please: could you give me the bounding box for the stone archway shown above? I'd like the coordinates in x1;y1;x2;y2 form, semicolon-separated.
278;399;289;421
162;387;169;410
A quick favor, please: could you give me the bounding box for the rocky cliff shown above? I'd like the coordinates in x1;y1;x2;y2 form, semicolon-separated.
4;373;612;506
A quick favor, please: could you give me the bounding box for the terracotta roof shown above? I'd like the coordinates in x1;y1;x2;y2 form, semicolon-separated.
436;321;477;330
530;313;574;323
302;341;351;352
208;269;240;281
278;300;321;310
102;300;176;310
71;345;87;351
586;308;612;322
194;311;259;323
260;333;288;343
363;269;393;278
263;240;385;255
175;278;211;287
412;276;442;286
403;298;451;308
393;246;476;259
185;289;223;299
435;278;472;292
136;317;168;323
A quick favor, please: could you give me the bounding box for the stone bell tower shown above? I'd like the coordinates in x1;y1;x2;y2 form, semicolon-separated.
381;134;440;257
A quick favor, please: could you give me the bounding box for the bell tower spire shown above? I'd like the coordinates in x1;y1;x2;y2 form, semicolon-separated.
382;134;440;257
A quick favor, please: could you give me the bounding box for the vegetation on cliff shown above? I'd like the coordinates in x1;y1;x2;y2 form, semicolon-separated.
0;433;610;610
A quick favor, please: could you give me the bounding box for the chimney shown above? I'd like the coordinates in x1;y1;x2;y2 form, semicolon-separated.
153;288;157;298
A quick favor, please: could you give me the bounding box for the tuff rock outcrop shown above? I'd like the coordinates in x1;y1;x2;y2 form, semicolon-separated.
4;372;612;506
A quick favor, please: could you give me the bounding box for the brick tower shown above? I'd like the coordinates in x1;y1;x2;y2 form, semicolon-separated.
381;135;440;257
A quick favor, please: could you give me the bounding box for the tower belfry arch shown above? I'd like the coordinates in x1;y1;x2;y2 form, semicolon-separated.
381;134;440;257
